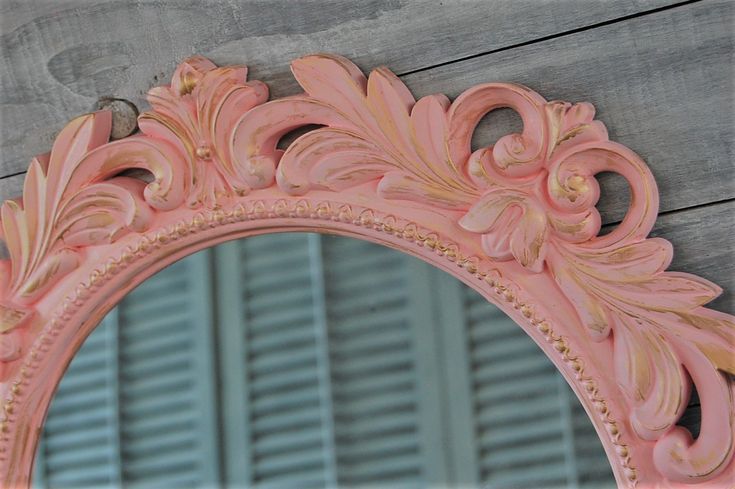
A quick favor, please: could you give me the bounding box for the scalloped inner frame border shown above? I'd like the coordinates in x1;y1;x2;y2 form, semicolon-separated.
0;196;639;486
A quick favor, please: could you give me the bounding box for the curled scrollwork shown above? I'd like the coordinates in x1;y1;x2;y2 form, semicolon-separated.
0;112;185;321
234;54;735;483
0;54;732;486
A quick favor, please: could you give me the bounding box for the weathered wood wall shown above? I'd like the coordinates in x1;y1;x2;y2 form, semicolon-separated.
0;0;732;444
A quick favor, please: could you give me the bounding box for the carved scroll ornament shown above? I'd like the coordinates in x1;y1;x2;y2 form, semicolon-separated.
0;54;732;488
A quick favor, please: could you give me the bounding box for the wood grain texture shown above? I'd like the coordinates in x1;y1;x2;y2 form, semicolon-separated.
402;0;735;224
0;0;674;176
0;174;21;203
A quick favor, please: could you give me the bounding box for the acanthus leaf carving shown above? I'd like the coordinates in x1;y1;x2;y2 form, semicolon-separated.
236;54;479;209
0;108;186;328
138;55;269;207
233;53;735;484
0;54;732;487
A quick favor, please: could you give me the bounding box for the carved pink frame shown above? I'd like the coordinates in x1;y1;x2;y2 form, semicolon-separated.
0;54;732;488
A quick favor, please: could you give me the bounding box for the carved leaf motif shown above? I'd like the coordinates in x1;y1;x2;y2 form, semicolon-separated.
275;128;394;193
0;55;733;485
611;313;689;438
545;101;608;157
549;239;735;479
238;54;479;208
139;56;269;207
459;189;549;272
0;111;185;307
234;54;735;482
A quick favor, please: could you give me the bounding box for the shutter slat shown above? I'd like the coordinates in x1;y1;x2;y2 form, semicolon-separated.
44;445;116;471
337;435;419;462
250;367;319;396
339;451;423;482
119;390;193;419
479;419;566;448
48;465;118;487
487;464;570;488
123;411;195;438
248;325;317;354
475;374;559;404
253;449;326;477
248;287;314;314
331;328;412;357
121;428;197;456
252;405;323;434
120;350;190;378
249;347;316;374
44;389;110;415
251;388;321;416
253;426;324;456
334;389;416;418
254;471;326;489
247;307;317;335
119;310;192;337
44;368;108;395
43;404;114;434
43;430;111;453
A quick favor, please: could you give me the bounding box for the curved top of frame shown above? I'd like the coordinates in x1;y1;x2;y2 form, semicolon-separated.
0;54;732;488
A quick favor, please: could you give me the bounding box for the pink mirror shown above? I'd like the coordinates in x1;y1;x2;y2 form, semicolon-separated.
0;54;732;488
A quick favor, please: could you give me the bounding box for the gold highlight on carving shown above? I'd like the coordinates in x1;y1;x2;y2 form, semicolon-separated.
0;53;732;489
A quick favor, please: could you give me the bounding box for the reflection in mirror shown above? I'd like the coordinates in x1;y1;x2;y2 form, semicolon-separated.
34;234;615;489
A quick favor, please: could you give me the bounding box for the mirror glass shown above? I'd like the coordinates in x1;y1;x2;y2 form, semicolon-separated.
34;233;615;489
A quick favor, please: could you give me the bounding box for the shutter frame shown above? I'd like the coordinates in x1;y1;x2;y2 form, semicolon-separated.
426;266;482;485
215;241;255;485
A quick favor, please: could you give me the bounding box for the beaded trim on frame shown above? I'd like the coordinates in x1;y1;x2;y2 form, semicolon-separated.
0;54;732;488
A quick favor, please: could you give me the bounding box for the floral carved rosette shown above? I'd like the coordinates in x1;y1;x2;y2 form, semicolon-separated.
0;54;732;487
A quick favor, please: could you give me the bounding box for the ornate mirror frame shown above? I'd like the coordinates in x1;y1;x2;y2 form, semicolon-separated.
0;54;732;488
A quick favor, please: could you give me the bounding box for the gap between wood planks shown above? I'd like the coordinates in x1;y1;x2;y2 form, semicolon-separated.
399;0;701;77
603;196;735;230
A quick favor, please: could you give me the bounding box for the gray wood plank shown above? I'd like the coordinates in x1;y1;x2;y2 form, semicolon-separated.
678;404;701;438
0;0;675;176
0;173;21;203
402;0;735;223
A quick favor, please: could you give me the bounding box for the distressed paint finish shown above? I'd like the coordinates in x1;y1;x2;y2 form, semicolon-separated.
0;56;733;488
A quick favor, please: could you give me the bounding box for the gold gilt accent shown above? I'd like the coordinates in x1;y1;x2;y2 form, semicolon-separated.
0;304;33;334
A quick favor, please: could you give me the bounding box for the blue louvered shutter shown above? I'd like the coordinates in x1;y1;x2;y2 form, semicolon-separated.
321;235;443;486
35;251;220;489
37;233;614;488
215;233;447;488
431;267;616;488
216;233;333;488
34;314;121;488
115;251;220;488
